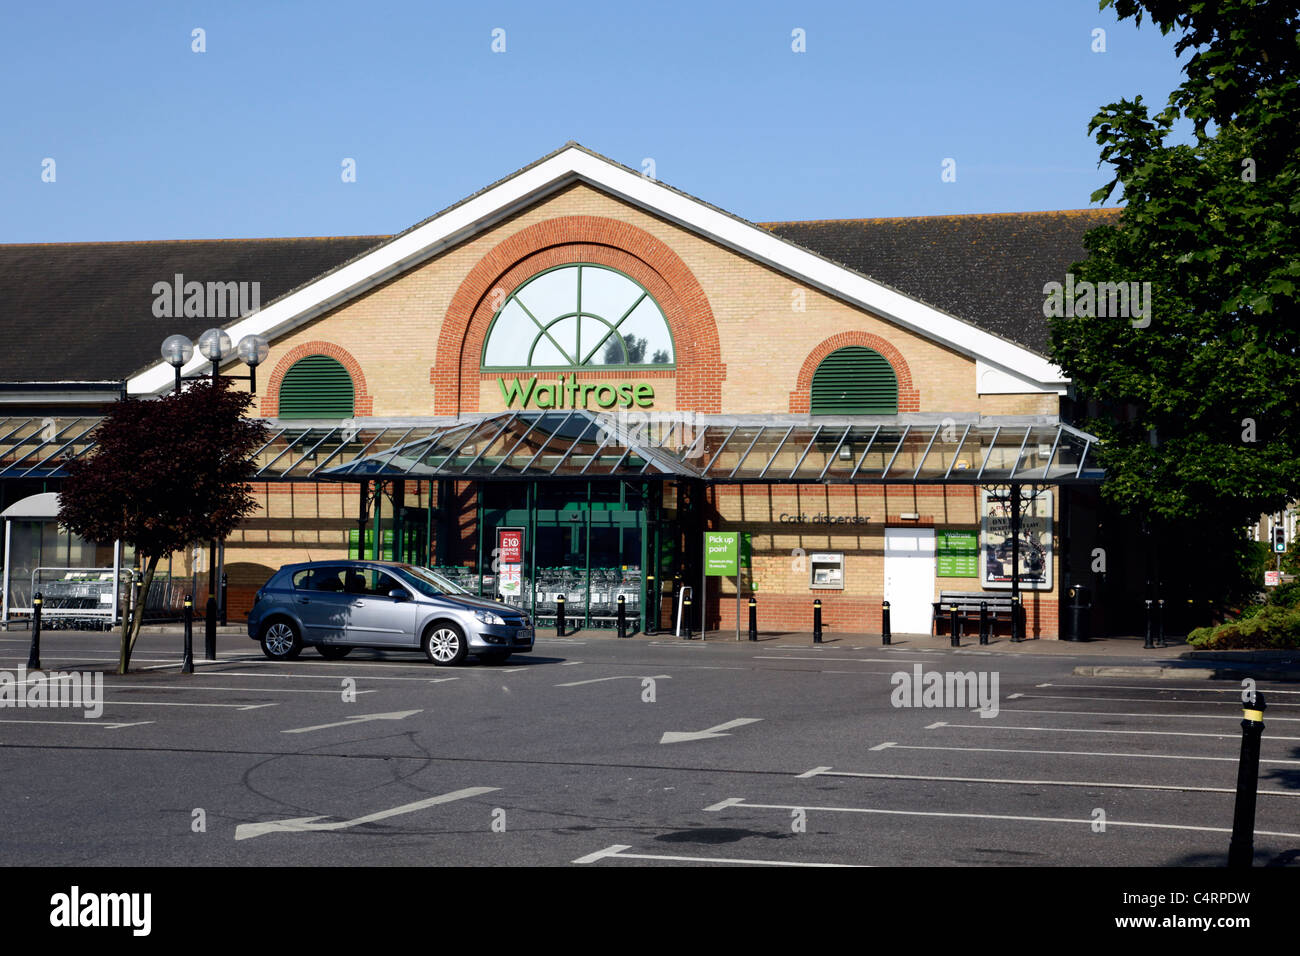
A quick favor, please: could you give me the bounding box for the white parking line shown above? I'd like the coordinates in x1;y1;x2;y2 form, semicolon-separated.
795;766;1300;797
927;721;1300;741
754;656;928;663
867;742;1300;766
97;684;376;695
208;671;460;683
0;718;153;729
235;786;497;840
98;700;277;710
571;844;854;867
1037;682;1300;695
556;675;671;687
704;798;1300;839
1017;693;1300;708
1000;707;1300;722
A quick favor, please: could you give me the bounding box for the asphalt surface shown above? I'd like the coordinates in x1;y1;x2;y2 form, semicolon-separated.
1;628;1297;868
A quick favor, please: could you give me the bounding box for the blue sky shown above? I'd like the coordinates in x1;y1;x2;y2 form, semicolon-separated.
1;1;1189;242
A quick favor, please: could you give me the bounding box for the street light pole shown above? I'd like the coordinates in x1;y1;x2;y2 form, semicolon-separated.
160;328;269;659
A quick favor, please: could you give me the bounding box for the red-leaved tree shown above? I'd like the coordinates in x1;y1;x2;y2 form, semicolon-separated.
58;381;268;673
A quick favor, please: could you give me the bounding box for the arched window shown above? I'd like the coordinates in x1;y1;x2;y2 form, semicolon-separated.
277;355;355;419
481;264;675;369
810;346;898;414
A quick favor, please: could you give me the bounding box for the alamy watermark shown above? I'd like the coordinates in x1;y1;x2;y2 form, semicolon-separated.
1042;272;1151;327
890;664;999;718
151;273;261;319
0;667;104;718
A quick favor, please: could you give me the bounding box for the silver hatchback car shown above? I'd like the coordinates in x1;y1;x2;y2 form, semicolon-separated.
247;561;533;665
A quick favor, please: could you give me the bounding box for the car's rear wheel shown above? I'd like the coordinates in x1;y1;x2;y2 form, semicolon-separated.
260;620;302;660
479;651;511;665
318;644;352;660
423;622;468;666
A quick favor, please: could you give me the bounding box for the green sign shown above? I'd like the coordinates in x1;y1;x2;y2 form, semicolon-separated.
705;532;739;576
937;529;978;577
498;374;655;410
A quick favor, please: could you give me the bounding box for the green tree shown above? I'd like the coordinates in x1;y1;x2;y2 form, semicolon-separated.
1049;1;1300;548
58;381;268;673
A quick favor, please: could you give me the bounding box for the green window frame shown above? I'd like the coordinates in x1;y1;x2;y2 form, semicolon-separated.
810;346;898;415
278;355;356;419
481;263;676;371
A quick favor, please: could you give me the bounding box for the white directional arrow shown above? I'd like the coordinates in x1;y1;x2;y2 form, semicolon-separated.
281;710;422;734
659;717;762;744
234;786;498;840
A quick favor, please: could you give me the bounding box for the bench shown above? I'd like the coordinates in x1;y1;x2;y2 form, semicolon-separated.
932;591;1016;638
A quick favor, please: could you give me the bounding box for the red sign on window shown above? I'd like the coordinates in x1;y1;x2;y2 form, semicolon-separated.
497;528;524;565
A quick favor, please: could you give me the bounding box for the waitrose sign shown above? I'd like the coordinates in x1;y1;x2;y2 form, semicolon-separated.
498;374;656;410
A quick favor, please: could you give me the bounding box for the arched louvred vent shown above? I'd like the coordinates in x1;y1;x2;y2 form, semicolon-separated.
277;355;355;419
810;346;898;415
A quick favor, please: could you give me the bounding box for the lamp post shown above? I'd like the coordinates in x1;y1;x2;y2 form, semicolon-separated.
159;328;270;655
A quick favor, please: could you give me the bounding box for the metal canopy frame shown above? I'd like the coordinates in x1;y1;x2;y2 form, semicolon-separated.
0;412;1105;485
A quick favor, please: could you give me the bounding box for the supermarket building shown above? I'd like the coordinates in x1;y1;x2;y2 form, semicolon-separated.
0;144;1113;638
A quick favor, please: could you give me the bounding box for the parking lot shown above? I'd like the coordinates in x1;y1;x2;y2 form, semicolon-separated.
1;628;1297;868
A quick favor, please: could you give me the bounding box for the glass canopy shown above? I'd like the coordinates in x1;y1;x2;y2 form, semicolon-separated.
0;412;1103;485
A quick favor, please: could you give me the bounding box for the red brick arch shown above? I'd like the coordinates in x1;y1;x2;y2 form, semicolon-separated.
789;332;920;413
260;341;373;417
433;216;724;415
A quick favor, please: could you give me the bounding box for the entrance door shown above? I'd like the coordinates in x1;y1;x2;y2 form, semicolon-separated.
884;528;936;634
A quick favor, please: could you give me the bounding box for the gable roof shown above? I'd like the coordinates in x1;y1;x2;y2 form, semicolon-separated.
0;236;386;382
762;209;1119;356
120;143;1084;396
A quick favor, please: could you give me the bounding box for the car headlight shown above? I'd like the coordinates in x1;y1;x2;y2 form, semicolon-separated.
475;609;506;626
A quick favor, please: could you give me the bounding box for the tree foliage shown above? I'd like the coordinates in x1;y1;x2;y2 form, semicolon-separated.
58;381;268;672
1048;0;1300;529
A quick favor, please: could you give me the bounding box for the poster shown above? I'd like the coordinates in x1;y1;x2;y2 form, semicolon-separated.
495;527;524;601
980;490;1052;590
936;530;978;577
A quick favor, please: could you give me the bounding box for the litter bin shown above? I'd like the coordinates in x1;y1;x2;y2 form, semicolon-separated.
1065;584;1092;642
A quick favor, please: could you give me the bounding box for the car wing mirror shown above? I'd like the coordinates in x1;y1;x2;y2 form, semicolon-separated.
388;589;410;601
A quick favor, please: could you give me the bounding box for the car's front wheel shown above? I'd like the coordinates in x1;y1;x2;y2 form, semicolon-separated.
422;622;468;666
260;619;303;660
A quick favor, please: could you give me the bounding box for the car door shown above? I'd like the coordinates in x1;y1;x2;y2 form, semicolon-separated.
341;567;418;647
293;566;353;643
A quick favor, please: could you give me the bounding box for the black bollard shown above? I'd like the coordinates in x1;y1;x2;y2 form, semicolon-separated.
27;592;43;670
949;604;961;648
979;601;989;645
204;595;217;660
682;596;693;640
617;594;627;638
556;594;566;637
1143;599;1154;649
1011;596;1023;643
812;599;823;644
220;573;228;627
1156;598;1167;648
748;596;757;642
881;600;891;645
1228;693;1267;868
182;595;194;675
645;573;657;635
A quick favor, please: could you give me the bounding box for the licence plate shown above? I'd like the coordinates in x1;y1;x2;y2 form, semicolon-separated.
517;628;533;641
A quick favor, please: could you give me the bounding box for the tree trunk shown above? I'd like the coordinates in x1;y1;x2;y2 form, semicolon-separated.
118;553;160;674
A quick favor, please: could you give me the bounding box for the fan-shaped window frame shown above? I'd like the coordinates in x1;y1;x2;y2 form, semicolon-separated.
277;354;356;420
810;346;899;415
480;263;676;371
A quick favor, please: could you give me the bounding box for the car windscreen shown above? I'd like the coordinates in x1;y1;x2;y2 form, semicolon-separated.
393;566;463;598
400;565;469;595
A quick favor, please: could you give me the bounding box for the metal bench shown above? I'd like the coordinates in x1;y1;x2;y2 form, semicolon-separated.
932;591;1015;637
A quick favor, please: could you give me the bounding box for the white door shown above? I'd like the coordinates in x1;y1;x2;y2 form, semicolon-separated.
884;528;936;634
